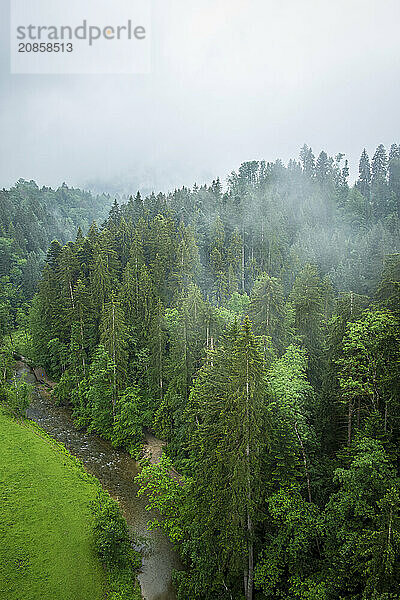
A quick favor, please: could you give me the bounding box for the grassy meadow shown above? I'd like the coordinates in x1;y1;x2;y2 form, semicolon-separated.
0;408;106;600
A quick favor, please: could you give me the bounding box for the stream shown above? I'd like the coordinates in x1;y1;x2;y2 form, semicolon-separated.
16;363;181;600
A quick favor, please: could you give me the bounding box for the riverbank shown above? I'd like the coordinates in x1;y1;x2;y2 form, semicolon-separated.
0;406;106;600
15;361;181;600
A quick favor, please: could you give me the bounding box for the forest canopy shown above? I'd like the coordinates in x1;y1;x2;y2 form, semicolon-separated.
1;143;400;600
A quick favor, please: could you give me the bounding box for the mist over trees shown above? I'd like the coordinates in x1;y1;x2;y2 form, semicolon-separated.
1;144;400;600
0;180;112;337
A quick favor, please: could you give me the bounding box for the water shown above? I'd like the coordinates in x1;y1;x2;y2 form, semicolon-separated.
16;363;180;600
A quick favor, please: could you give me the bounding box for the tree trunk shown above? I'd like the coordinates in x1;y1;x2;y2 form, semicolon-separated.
384;400;388;432
244;353;253;600
69;281;75;310
111;300;116;419
261;222;264;269
246;523;254;600
266;297;270;329
244;570;248;599
241;225;245;291
183;318;189;399
347;398;352;445
159;322;163;400
294;421;312;503
80;315;86;377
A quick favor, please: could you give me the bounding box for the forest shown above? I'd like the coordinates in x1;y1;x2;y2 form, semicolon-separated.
1;143;400;600
0;179;111;334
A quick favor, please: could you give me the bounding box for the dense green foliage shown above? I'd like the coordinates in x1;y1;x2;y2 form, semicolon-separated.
2;377;33;417
0;179;111;337
7;144;400;599
91;490;142;600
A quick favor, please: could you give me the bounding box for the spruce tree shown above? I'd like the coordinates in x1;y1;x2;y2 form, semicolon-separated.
357;148;371;198
248;272;285;352
186;318;270;600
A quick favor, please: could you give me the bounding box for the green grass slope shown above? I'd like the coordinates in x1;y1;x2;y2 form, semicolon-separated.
0;409;106;600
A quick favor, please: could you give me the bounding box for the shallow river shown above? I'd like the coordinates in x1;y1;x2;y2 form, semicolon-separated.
17;363;180;600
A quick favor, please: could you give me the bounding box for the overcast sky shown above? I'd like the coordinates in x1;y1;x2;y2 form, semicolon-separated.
0;0;399;193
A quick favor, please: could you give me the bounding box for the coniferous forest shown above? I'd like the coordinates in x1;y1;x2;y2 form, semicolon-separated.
1;144;400;600
0;179;112;333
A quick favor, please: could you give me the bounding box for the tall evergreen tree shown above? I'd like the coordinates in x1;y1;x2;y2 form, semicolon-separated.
357;148;371;198
248;272;285;352
185;318;270;600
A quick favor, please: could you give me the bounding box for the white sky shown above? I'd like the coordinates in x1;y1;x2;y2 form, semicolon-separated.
0;0;399;192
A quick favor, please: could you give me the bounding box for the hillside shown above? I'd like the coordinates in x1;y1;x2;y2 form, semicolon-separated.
0;179;112;334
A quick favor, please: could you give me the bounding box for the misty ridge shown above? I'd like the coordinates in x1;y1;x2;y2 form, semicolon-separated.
2;142;399;304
